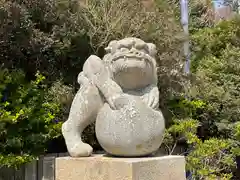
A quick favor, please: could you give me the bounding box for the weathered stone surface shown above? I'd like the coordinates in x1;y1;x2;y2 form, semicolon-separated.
55;154;186;180
96;95;165;157
62;37;165;157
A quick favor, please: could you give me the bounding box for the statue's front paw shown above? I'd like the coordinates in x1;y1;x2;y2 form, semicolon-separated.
142;86;159;109
69;142;93;157
147;95;159;109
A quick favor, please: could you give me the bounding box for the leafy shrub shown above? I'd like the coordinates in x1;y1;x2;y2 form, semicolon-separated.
168;97;208;120
163;118;238;179
0;68;63;168
164;17;240;179
186;138;236;180
191;17;240;138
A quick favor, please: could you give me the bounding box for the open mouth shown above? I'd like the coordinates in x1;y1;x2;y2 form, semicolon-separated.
112;53;149;62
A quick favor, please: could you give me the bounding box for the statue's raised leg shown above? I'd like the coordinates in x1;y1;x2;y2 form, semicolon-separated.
62;79;103;157
83;55;125;109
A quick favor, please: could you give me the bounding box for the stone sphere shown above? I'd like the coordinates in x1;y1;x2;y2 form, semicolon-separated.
95;97;165;157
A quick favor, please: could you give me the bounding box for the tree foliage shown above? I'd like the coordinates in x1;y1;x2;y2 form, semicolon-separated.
165;16;240;179
0;0;186;100
0;0;90;83
191;17;240;138
165;17;240;177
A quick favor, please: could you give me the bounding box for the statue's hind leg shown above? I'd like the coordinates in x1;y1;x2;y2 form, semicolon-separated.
62;79;103;157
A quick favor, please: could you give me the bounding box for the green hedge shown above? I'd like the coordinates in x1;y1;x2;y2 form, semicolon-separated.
0;69;63;168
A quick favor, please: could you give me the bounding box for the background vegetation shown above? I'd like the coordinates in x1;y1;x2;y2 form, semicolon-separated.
0;0;239;179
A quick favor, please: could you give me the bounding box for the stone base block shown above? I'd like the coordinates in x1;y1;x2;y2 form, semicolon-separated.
55;154;186;180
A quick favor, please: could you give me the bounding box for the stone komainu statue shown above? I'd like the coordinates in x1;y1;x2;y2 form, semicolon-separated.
62;37;165;157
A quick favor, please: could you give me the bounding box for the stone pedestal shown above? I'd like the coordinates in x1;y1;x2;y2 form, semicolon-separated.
55;154;186;180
